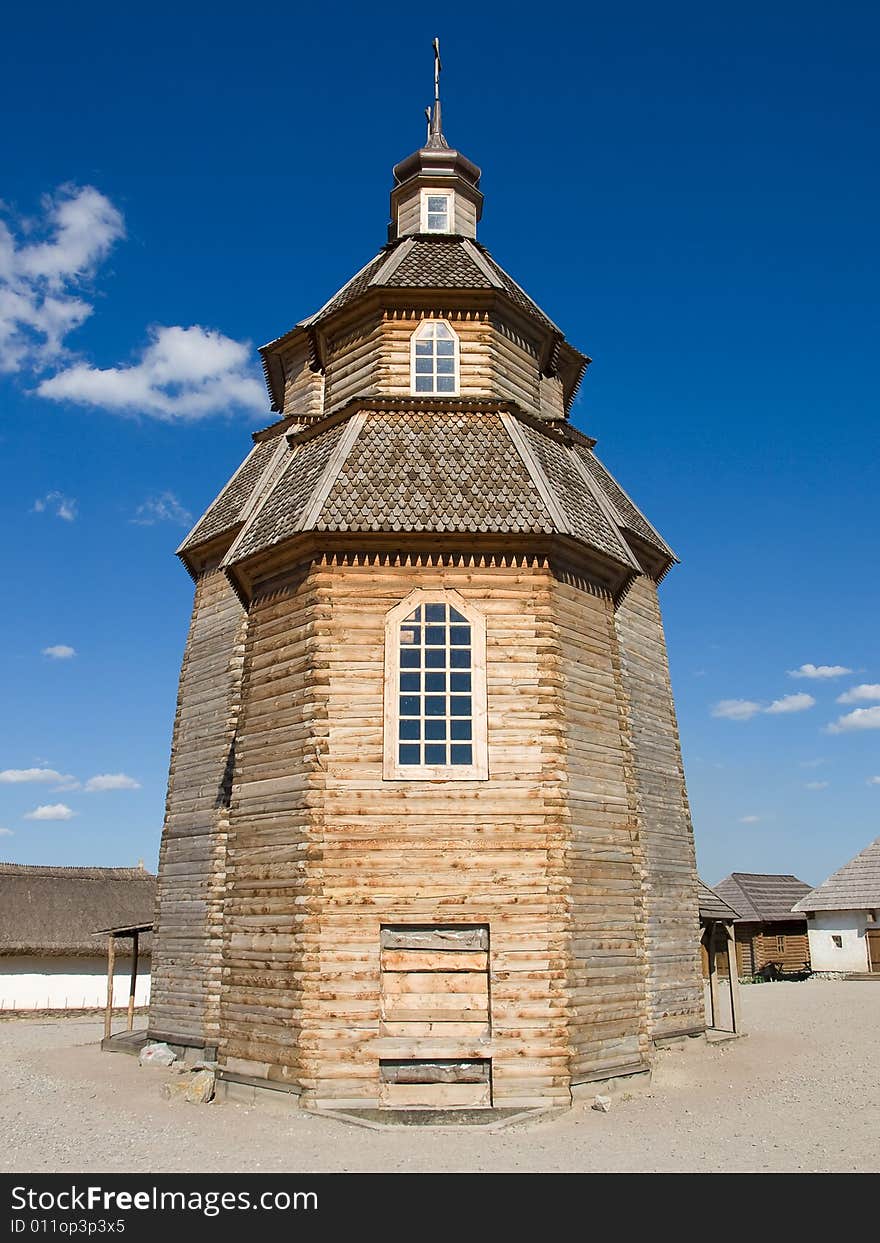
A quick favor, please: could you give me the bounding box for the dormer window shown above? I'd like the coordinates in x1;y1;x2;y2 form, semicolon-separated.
421;190;453;233
411;320;459;395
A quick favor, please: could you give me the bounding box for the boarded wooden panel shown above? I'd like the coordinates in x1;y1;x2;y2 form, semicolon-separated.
379;1081;492;1109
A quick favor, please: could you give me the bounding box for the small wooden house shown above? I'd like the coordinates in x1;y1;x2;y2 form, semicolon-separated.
793;838;880;974
148;65;705;1111
0;863;155;1011
713;872;812;976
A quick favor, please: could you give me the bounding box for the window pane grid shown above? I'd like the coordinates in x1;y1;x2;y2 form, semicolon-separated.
425;194;450;232
411;321;457;396
397;602;473;768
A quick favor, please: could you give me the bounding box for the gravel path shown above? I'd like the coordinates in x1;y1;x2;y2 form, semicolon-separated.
2;980;877;1173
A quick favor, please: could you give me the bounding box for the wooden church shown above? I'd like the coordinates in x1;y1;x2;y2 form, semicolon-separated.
148;53;704;1111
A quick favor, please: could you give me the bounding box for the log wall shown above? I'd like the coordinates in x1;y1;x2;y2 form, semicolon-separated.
217;551;665;1107
552;572;650;1081
148;563;247;1047
613;575;703;1038
282;337;325;419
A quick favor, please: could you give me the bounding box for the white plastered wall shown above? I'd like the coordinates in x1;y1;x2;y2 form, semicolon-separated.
0;955;151;1010
806;911;871;973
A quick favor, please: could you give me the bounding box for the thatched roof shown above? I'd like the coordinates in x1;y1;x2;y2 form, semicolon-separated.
698;878;739;922
713;872;811;923
793;838;880;913
0;863;156;956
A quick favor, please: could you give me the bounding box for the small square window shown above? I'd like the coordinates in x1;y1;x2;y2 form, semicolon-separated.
450;719;472;741
425;626;446;646
450;673;471;692
400;720;421;741
425;648;446;668
400;673;421;692
424;743;447;765
400;648;420;668
425;696;446;716
450;649;471;669
400;695;420;716
425;720;447;741
425;673;446;692
425;604;446;622
449;626;470;646
399;744;421;766
451;745;473;765
450;696;471;717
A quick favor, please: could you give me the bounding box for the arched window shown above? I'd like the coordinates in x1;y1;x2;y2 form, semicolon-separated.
410;320;459;396
384;591;488;781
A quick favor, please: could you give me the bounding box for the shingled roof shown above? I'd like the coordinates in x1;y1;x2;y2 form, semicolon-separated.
0;863;156;956
698;878;740;921
288;235;560;335
713;873;812;923
217;403;654;586
792;838;880;912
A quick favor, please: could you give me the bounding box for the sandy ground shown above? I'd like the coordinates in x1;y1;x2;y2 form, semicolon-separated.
1;980;878;1174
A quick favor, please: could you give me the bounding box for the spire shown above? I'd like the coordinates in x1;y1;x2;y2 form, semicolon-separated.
387;39;482;242
425;37;448;149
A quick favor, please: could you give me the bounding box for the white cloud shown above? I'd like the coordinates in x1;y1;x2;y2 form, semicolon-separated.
805;781;829;791
0;828;13;837
868;777;880;787
788;663;852;680
83;773;141;793
38;324;266;421
42;644;76;659
33;492;77;522
23;803;75;821
738;815;761;824
0;185;124;373
131;492;192;527
712;699;762;721
826;706;880;734
765;693;815;715
837;684;880;705
0;767;71;785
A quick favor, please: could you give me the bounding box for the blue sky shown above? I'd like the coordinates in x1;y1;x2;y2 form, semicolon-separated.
1;1;877;887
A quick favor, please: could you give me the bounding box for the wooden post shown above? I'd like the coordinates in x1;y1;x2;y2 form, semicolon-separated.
127;931;139;1032
104;934;116;1041
726;923;742;1034
706;923;718;1029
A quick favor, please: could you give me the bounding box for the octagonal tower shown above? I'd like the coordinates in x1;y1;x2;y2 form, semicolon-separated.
148;81;703;1111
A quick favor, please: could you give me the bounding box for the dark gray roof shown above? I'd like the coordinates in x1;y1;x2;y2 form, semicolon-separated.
713;873;812;923
316;408;553;535
220;403;659;584
793;838;880;912
225;419;347;564
574;445;675;561
178;436;280;554
698;878;739;921
0;863;156;956
518;422;635;566
282;236;559;336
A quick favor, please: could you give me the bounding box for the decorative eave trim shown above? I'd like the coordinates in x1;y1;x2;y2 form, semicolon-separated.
369;237;415;285
499;410;572;535
227;530;633;606
566;445;643;574
297;410;367;529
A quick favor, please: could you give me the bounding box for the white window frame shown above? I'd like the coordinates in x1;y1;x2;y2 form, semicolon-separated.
410;318;460;397
383;589;488;782
420;188;454;234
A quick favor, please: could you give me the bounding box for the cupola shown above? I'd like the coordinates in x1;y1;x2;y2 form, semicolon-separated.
388;39;483;241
